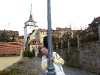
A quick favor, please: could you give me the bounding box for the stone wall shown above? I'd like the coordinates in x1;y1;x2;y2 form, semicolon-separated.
56;40;100;74
55;48;80;68
79;40;100;74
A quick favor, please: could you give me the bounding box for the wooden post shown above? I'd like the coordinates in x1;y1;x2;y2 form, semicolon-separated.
77;34;80;50
98;25;100;40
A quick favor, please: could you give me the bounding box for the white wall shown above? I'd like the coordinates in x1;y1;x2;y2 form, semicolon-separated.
24;22;36;43
24;27;27;43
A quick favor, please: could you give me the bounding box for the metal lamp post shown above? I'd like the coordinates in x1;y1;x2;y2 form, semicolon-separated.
47;0;55;75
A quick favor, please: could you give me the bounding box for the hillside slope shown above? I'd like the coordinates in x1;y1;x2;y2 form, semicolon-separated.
5;57;38;75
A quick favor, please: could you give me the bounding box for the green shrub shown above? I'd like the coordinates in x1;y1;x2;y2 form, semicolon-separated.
10;68;21;75
0;68;20;75
0;70;10;75
23;50;33;58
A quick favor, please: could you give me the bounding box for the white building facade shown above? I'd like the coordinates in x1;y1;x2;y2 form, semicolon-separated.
24;4;38;44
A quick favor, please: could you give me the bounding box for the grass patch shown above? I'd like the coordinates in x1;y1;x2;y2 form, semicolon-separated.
0;68;21;75
10;68;21;75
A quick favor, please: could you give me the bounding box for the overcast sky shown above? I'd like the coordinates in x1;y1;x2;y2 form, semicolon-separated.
0;0;100;35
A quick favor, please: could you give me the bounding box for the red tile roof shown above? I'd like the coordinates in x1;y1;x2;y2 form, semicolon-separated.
0;42;23;56
27;17;36;22
56;27;71;31
0;30;19;37
90;16;100;24
89;16;100;27
38;28;47;32
72;30;82;37
30;39;42;45
52;32;60;34
18;35;24;39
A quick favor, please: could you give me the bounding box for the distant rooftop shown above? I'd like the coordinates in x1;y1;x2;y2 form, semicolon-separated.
0;29;19;36
0;42;23;56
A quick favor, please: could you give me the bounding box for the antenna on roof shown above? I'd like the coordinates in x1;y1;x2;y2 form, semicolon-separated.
7;23;10;30
69;24;71;29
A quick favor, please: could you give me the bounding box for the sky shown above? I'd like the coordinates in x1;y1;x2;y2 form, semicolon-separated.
0;0;100;35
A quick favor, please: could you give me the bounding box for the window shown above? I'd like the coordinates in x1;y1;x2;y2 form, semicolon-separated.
36;32;38;35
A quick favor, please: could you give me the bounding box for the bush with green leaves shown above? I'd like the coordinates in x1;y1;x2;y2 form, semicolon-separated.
10;68;21;75
0;68;21;75
23;50;33;58
0;70;10;75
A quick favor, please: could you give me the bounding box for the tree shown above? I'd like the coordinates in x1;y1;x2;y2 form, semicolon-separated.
61;31;72;41
0;31;11;42
52;36;60;44
11;34;16;42
43;36;48;48
43;36;60;49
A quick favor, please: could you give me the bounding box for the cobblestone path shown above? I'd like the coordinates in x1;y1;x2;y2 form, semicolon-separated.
33;57;98;75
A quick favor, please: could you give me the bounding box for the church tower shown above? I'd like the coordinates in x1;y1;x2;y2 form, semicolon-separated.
24;3;38;43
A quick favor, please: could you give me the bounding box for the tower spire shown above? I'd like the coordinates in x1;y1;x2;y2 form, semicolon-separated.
30;3;32;18
25;3;37;23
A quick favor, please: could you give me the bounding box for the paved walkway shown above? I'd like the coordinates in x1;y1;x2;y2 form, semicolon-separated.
33;57;98;75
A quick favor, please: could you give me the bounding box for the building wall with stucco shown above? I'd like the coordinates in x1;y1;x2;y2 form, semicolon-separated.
30;44;42;57
0;45;23;71
28;29;47;47
38;30;47;46
28;29;39;43
0;56;21;71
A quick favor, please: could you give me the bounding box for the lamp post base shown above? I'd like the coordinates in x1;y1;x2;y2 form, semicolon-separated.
47;72;56;75
47;66;56;75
